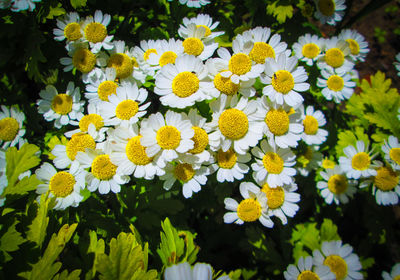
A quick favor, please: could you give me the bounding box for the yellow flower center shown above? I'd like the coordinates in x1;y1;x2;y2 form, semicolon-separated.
143;48;157;61
322;158;335;169
196;24;211;37
156;126;181;150
115;100;139;120
346;39;360;55
91;154;117;180
323;255;348;280
188;126;208;154
265;108;290;136
318;0;335;16
159;51;177;67
297;270;320;280
303;115;319;135
302;43;320;59
327;174;348;194
214;72;240;96
351;152;370;170
84;22;107;43
49;171;75;198
263;152;284;174
79;114;104;132
237;198;262;222
229;53;252;76
261;183;285;209
374;166;399;191
64;22;82;41
389;148;400;165
107;53;134;79
66;133;96;160
394;276;400;280
0;117;19;141
249;42;275;64
97;80;118;101
172;71;200;98
217;149;237;169
272;70;295;94
51;94;73;115
182;38;204;56
174;163;195;182
327;75;344;91
72;49;96;74
218;108;249;140
325;48;345;68
126;136;152;165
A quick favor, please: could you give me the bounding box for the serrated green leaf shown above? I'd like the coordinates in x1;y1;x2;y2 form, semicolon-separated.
320;219;340;241
3;174;42;196
290;222;320;262
266;1;293;24
26;195;53;248
70;0;87;9
52;269;81;280
46;3;66;21
87;231;105;279
0;220;25;253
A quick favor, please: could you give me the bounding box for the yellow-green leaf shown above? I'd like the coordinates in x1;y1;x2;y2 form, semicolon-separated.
266;1;293;24
0;220;25;253
53;269;81;280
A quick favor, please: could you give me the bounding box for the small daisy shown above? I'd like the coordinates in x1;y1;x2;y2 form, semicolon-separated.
313;240;363;280
176;0;211;8
164;262;230;280
108;123;164;179
53;12;83;42
317;37;354;74
81;10;113;53
299;105;328;145
297;146;323;177
154;55;212;108
209;148;250;183
317;166;357;205
223;182;273;228
382;136;400;171
99;82;150;127
178;14;224;41
131;39;162;76
206;94;264;155
394;53;400;77
284;256;335;280
338;140;377;179
76;148;130;194
35;162;86;210
146;38;184;69
37;82;85;129
339;29;369;62
0;105;25;149
251;140;297;188
382;263;400;280
317;67;356;103
84;68;118;104
314;0;346;26
9;0;40;12
261;53;310;107
292;33;325;66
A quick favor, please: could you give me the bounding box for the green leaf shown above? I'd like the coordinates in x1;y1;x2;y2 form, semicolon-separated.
157;218;184;265
70;0;87;9
266;1;293;24
290;222;320;262
0;220;25;253
320;219;340;241
52;269;81;280
86;231;105;279
3;174;42;196
45;3;66;21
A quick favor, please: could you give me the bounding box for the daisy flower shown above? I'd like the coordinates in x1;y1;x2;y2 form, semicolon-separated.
292;33;325;66
8;0;40;12
178;14;224;42
317;37;354;74
131;39;162;76
261;53;310;107
35;162;85;210
256;97;303;149
37;82;85;129
314;0;346;26
234;26;288;65
394;53;400;77
382;136;400;171
53;12;83;42
251;140;297;188
339;29;369;62
382;263;400;280
0;105;25;149
297;146;324;177
99;82;150;127
164;262;230;280
338;140;377;179
84;68;118;104
284;256;335;280
76;148;129;194
108;123;164;180
146;38;184;69
299;105;328;145
313;240;363;280
140;111;194;167
317;67;356;103
209;148;250;183
154;55;212;109
173;0;211;8
317;166;357;205
206;94;264;155
223;182;273;228
81;10;113;53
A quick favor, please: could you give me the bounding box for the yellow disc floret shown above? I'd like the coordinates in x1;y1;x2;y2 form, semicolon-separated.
49;171;75;198
374;166;399;191
303;115;319;135
51;94;73;115
79;114;104;132
159;51;177;67
72;49;96;73
217;149;237;169
174;163;195;182
324;255;348;280
84;22;107;43
297;270;320;280
156;126;181;150
318;0;335;16
237;198;262;222
188;126;208;154
389;148;400;165
91;154;117;180
172;72;200;98
0;117;19;141
265;108;290;136
115;100;139;120
214;72;240;96
328;174;348;194
325;48;345;68
261;183;285;209
143;48;157;61
346;39;360;55
351;152;370;170
196;25;211;37
126;136;152;165
66;133;96;160
218;109;249;140
249;42;275;64
64;22;82;41
272;70;295;94
107;53;134;79
182;38;204;56
263;152;284;174
327;75;344;91
98;81;118;101
229;53;252;76
322;158;335;169
302;43;320;59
